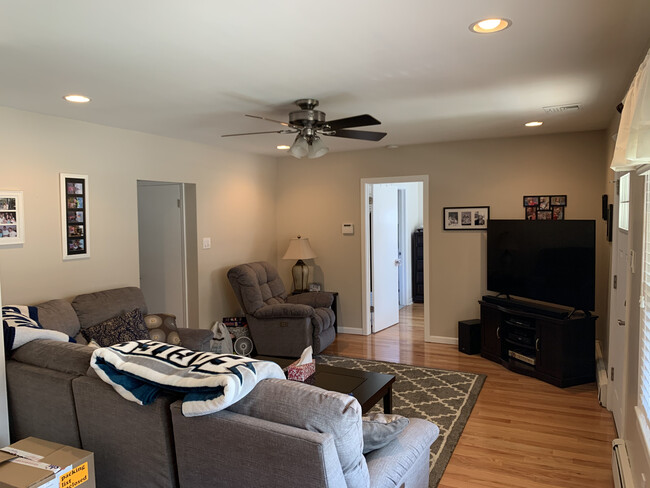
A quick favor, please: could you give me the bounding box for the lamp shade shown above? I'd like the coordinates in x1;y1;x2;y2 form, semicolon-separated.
282;237;317;260
289;135;309;159
308;136;329;159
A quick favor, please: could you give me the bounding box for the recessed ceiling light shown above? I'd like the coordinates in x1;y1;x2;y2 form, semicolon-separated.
385;145;400;149
525;121;544;127
277;145;290;150
469;18;512;34
64;94;91;103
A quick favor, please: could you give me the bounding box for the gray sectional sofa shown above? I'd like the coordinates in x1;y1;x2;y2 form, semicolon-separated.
6;287;439;488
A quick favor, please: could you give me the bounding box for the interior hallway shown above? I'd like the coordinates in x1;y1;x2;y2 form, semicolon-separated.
322;304;616;488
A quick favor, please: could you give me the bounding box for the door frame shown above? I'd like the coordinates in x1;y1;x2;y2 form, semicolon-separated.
137;180;198;329
607;172;630;435
398;188;408;307
360;175;429;336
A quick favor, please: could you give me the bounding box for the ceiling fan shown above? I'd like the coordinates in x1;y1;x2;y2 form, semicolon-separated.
222;99;387;159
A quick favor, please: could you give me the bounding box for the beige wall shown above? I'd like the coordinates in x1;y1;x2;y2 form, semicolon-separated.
0;106;277;328
276;131;610;340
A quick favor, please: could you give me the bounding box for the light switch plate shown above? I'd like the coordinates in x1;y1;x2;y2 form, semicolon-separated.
342;223;354;235
202;237;211;249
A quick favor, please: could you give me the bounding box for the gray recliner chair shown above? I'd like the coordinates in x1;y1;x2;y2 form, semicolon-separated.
227;261;336;357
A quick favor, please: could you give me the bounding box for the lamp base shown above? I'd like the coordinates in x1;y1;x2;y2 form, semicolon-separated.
292;260;309;292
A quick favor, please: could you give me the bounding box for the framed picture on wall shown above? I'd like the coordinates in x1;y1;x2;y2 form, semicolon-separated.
0;190;25;245
523;194;566;220
60;173;90;260
443;206;489;230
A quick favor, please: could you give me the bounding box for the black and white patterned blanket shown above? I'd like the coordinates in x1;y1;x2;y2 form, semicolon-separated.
90;340;285;416
2;305;72;353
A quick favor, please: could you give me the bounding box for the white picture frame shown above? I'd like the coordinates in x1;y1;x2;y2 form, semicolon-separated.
0;191;25;246
60;173;90;260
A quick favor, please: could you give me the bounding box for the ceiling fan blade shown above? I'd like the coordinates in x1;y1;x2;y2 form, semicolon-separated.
327;129;387;142
245;114;290;126
221;129;296;137
324;114;381;130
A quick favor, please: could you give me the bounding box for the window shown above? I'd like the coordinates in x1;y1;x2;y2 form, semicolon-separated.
620;172;630;231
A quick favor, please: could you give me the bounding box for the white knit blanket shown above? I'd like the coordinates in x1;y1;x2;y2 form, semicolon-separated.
90;340;284;416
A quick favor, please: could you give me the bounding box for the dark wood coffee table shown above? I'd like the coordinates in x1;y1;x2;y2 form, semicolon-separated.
257;356;395;414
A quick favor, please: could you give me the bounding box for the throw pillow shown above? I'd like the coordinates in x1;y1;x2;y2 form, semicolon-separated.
362;412;410;454
144;313;181;346
2;305;72;352
81;308;149;347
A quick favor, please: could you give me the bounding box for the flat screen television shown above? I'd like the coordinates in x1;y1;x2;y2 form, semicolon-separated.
487;219;596;311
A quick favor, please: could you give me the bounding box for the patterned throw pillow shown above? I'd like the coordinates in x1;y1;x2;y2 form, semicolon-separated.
144;313;181;346
81;308;149;347
362;412;410;454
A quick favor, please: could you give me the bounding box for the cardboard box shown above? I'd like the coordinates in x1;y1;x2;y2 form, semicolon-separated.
0;437;95;488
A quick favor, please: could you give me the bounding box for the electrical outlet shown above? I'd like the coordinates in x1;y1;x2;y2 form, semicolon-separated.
202;237;211;249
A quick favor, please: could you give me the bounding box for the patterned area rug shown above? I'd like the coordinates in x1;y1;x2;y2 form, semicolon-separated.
317;355;486;487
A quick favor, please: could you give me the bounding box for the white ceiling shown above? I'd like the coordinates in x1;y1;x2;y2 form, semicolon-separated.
2;0;650;156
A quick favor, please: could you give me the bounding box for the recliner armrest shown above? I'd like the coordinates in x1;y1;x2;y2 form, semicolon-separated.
286;292;334;309
253;303;314;319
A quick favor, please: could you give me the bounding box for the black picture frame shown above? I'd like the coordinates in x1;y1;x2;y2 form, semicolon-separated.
523;196;539;207
523;194;567;220
61;173;89;260
443;206;490;230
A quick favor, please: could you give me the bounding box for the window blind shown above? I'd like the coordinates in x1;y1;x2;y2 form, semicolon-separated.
639;175;650;430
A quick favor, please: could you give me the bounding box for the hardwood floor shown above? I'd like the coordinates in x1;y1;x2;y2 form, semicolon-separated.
322;304;616;488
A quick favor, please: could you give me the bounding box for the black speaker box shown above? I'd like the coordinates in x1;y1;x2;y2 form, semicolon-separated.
458;319;482;355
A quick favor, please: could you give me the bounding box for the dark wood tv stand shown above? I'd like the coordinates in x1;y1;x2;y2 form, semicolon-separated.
479;298;596;387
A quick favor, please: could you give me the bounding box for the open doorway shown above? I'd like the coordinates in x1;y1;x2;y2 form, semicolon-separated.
360;176;429;337
137;180;199;328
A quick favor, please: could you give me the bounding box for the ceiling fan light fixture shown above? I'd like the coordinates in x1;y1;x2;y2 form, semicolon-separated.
469;18;511;34
308;136;329;159
289;135;309;159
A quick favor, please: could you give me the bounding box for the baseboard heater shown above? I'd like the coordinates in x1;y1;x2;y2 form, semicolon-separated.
613;439;635;488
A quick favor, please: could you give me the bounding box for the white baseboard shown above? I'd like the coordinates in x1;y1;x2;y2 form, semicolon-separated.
426;335;458;345
337;327;365;335
596;340;608;408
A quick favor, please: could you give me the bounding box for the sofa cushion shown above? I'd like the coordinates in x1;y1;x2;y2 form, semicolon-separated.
228;378;369;488
365;418;439;488
144;313;181;345
34;299;81;338
72;287;147;329
81;308;150;347
11;339;93;376
7;361;83;448
362;413;409;454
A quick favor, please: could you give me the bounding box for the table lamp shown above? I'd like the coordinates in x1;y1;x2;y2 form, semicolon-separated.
282;236;317;292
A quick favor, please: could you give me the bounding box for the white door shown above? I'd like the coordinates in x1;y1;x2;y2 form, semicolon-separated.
137;182;186;327
608;176;629;435
371;184;400;332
